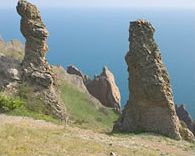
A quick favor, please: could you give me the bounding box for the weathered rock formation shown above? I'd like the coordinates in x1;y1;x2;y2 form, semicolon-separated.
67;65;89;82
85;66;121;111
53;65;107;109
0;37;24;94
17;0;52;88
67;65;121;111
113;20;194;141
176;104;195;134
16;0;66;120
67;65;84;78
0;56;21;94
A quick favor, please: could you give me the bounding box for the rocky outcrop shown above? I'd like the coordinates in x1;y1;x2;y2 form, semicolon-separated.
0;37;24;93
17;0;52;88
0;38;23;97
53;65;106;109
66;65;121;111
176;104;195;134
55;65;89;94
0;56;21;94
85;66;121;111
113;20;194;141
67;65;84;79
67;65;89;82
16;0;66;120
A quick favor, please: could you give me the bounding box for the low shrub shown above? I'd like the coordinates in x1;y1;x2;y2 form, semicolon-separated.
0;94;24;113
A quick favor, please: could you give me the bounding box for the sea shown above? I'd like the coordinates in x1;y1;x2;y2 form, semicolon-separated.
0;7;194;118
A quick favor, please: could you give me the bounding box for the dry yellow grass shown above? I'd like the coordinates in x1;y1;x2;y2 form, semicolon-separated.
0;115;194;156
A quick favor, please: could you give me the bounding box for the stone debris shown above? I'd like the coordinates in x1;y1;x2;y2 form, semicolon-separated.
110;152;117;156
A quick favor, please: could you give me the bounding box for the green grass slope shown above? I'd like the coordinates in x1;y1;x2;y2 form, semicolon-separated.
0;65;118;133
0;115;194;156
60;82;118;132
53;65;119;132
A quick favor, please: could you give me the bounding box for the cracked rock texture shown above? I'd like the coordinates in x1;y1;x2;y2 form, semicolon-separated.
17;0;52;87
113;20;194;141
16;0;66;120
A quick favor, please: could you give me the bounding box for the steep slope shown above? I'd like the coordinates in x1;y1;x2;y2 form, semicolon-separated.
67;65;121;111
53;65;119;132
0;0;118;132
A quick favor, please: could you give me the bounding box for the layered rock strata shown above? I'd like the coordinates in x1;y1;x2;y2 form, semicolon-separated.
16;0;66;120
113;20;194;140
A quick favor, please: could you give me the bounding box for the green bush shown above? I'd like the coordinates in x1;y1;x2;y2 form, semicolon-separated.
0;94;24;113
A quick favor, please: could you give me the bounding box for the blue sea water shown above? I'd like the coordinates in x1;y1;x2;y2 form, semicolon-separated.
0;7;194;118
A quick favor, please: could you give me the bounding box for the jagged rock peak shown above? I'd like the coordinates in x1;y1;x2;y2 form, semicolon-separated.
101;66;111;76
67;65;85;79
86;66;121;111
113;19;194;141
176;104;195;134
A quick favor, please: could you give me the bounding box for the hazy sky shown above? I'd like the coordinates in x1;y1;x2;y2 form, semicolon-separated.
1;0;195;8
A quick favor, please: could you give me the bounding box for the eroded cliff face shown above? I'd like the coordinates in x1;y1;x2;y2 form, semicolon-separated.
113;20;194;141
176;104;195;134
16;0;66;120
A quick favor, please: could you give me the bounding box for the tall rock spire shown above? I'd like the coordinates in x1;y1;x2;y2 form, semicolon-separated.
16;0;66;121
17;0;52;87
113;20;194;141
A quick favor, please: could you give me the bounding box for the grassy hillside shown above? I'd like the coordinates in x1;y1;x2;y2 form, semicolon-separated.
1;49;194;156
60;82;118;132
0;115;194;156
1;73;118;133
0;38;118;132
0;93;59;124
